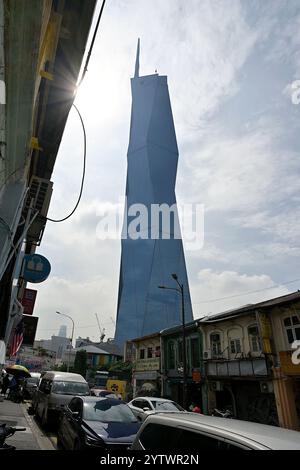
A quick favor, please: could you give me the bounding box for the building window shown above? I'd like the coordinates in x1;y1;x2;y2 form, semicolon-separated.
248;325;261;352
155;346;161;357
190;337;200;368
210;333;221;358
284;315;300;345
168;341;175;369
140;349;145;359
230;339;241;354
147;347;153;358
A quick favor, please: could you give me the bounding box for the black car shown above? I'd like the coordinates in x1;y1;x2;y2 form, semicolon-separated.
57;396;140;450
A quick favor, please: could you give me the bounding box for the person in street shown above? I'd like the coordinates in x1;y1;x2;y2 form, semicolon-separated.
1;373;10;396
192;404;202;413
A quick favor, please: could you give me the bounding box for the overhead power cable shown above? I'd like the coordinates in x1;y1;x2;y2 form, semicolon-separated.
193;277;300;304
47;104;86;223
77;0;106;88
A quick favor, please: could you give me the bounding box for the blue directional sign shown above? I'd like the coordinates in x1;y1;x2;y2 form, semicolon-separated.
22;254;51;283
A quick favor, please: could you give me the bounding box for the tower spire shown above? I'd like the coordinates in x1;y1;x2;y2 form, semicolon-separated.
134;38;140;78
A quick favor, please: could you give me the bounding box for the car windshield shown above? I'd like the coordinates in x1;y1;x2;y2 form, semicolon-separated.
151;401;184;411
83;399;138;423
52;381;90;396
26;377;39;385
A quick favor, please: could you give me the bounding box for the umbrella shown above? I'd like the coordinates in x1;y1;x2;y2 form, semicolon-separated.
5;365;31;378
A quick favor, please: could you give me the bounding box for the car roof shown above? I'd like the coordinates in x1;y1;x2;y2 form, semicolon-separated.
75;396;126;404
42;371;87;383
142;413;300;450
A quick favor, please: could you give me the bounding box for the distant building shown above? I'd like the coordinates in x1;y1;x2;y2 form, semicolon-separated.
62;343;122;369
58;325;67;338
34;335;71;360
17;345;56;371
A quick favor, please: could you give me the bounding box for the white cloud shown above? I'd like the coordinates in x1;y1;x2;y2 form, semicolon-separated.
191;269;291;317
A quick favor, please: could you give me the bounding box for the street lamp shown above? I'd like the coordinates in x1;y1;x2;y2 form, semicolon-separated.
56;311;74;372
158;274;188;410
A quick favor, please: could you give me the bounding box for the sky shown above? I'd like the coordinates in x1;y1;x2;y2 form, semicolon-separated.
30;0;300;342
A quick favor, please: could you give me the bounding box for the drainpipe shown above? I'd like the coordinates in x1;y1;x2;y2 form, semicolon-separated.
198;324;208;415
160;333;165;397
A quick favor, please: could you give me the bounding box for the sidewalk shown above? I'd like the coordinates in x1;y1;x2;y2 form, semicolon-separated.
0;396;55;450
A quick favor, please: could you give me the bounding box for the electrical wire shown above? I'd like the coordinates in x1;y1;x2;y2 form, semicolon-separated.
47;103;86;223
77;0;106;88
193;277;300;304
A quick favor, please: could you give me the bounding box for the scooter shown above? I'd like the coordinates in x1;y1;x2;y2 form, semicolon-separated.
0;423;26;450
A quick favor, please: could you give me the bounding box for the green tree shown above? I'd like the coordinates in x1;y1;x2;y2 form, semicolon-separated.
73;350;87;378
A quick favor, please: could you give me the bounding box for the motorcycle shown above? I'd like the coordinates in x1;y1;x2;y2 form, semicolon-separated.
0;423;26;450
211;408;233;418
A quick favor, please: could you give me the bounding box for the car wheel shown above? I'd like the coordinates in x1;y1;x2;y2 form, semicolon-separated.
73;439;82;451
41;410;48;429
56;432;64;449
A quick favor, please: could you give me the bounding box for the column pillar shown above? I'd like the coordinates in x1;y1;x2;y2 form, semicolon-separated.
273;367;299;430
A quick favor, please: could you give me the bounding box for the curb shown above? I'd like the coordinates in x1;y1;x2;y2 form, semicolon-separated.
21;403;56;450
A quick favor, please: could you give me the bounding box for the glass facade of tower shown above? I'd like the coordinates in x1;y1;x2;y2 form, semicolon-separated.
115;50;193;347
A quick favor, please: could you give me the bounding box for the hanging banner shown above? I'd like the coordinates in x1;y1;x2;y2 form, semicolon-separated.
21;289;37;315
22;315;39;346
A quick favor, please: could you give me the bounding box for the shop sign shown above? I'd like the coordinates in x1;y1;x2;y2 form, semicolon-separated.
136;358;160;371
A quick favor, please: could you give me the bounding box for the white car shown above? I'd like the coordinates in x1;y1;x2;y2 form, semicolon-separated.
128;397;185;421
131;412;300;450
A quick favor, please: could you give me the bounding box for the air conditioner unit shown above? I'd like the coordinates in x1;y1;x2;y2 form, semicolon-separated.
209;381;223;392
24;176;53;244
260;381;273;394
203;350;211;360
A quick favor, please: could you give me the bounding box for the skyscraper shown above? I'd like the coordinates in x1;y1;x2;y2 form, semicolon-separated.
58;325;67;338
115;40;193;346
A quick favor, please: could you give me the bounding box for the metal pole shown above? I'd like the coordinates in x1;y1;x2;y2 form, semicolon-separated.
181;283;188;410
69;317;75;373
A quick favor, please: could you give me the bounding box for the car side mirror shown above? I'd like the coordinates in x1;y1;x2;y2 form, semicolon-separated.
72;411;81;420
142;407;150;412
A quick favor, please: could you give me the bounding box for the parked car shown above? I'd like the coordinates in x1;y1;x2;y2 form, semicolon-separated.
90;388;118;399
57;396;140;450
33;371;90;427
23;373;41;400
131;412;300;450
128;397;185;421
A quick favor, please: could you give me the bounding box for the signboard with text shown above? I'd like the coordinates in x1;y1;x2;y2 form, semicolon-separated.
135;358;160;372
21;289;37;315
22;315;39;346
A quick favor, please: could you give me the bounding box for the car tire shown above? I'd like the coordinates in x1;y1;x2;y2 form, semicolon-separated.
56;432;64;450
41;410;48;429
73;439;82;451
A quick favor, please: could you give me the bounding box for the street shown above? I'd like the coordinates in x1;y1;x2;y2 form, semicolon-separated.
0;397;56;450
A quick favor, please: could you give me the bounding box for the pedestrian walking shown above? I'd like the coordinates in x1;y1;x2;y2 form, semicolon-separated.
1;373;10;396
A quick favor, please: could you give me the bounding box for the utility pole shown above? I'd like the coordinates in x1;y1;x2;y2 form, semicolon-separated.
158;273;188;410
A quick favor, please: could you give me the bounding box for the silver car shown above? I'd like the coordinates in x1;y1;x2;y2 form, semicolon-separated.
131;412;300;450
128;397;185;421
33;371;90;427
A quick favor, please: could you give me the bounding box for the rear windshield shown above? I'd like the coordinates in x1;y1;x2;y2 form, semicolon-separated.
26;377;39;385
83;400;137;423
52;381;89;396
151;401;184;411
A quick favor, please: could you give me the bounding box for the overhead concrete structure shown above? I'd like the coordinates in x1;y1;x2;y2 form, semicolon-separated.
115;40;193;347
0;0;97;357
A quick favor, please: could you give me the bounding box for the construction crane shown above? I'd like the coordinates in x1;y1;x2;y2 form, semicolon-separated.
95;313;105;342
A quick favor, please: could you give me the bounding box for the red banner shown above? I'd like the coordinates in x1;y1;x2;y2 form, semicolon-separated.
21;289;37;315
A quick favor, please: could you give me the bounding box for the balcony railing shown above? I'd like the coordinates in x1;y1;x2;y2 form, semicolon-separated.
206;357;268;377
